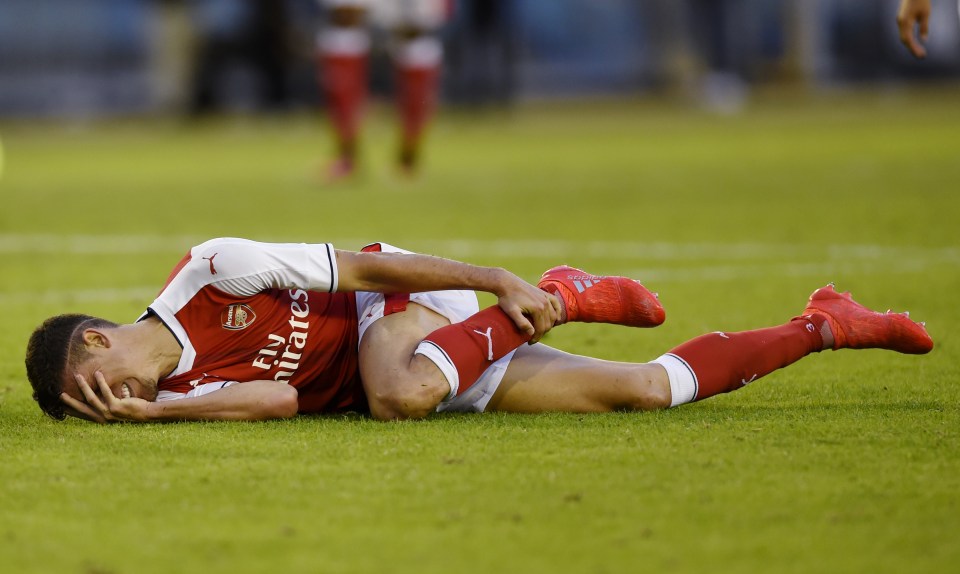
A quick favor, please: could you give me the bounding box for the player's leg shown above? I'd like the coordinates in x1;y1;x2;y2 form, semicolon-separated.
359;285;654;419
316;0;370;181
650;284;930;406
485;318;824;413
409;266;667;411
357;302;454;420
355;242;529;419
357;246;668;419
363;298;608;419
487;284;933;413
485;344;672;413
363;298;664;420
383;0;446;173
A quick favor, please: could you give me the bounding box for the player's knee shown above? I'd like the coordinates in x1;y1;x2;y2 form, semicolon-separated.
622;366;672;411
366;363;449;421
368;384;442;420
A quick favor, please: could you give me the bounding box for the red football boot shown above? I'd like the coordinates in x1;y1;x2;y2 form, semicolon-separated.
538;265;665;327
323;156;355;184
801;284;933;354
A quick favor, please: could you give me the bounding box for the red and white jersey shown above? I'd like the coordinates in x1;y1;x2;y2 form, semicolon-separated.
142;238;365;413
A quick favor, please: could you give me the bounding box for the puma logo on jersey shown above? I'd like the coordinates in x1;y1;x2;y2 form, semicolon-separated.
202;253;218;275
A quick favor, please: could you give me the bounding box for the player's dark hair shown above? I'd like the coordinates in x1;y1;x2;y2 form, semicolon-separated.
25;314;117;420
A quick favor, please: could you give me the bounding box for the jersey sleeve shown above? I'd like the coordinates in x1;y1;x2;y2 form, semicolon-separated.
176;237;339;297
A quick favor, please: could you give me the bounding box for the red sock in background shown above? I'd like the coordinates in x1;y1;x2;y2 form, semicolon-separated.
415;306;531;398
317;28;369;166
394;37;442;170
653;316;827;406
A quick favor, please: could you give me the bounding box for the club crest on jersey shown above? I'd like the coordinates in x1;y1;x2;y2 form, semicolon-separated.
221;304;256;330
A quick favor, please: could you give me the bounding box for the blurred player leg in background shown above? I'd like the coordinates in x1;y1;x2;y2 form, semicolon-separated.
380;0;448;175
316;0;370;181
315;0;448;181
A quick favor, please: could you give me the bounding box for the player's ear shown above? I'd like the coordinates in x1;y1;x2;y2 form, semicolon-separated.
81;328;111;350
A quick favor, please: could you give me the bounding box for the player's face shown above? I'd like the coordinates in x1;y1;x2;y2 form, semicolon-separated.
62;356;159;404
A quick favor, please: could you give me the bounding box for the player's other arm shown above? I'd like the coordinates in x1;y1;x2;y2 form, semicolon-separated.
335;249;561;340
63;373;298;423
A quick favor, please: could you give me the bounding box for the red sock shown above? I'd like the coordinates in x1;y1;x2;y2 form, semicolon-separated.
394;35;441;169
655;316;826;405
397;64;439;150
318;51;367;160
415;306;531;398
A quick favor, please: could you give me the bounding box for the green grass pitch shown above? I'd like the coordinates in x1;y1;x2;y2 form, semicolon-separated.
1;87;958;573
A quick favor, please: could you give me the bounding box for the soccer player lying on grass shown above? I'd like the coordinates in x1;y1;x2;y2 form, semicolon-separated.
25;238;933;424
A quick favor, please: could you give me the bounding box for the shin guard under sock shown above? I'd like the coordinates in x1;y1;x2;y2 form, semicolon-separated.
415;306;531;399
653;316;826;406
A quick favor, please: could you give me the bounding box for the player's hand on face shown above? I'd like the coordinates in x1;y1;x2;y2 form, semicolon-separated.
60;371;151;423
897;0;931;58
496;273;562;344
60;391;112;424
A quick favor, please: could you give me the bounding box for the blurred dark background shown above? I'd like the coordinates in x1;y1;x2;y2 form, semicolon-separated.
0;0;958;119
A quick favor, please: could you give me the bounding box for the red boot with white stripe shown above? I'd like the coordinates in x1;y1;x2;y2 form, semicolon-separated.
801;284;933;354
538;265;665;328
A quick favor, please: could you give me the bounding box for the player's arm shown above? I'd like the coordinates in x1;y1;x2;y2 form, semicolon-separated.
335;249;561;341
185;238;558;340
61;372;298;423
897;0;932;58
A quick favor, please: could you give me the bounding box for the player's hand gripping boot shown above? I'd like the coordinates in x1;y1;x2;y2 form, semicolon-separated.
801;284;933;354
538;266;665;327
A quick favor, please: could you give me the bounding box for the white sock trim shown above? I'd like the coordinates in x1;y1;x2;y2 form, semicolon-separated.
415;340;459;400
395;37;443;68
652;353;698;407
317;28;371;56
